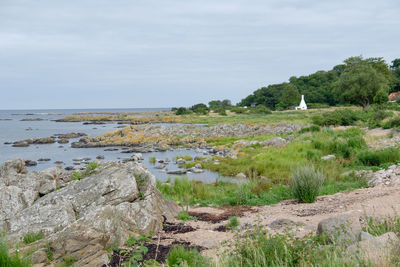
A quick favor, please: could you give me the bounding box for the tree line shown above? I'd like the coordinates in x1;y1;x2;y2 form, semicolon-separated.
239;56;400;109
172;56;400;115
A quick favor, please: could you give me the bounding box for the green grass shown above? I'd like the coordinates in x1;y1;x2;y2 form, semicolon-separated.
363;216;400;237
177;210;197;221
157;175;367;207
69;162;100;181
148;156;156;164
220;226;371;267
166;246;209;267
0;239;31;267
23;232;44;244
175;155;193;161
178;110;314;125
206;134;275;147
226;216;239;229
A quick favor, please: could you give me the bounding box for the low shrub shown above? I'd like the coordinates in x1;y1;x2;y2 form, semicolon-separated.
298;125;320;134
382;117;400;129
249;105;272;114
312;109;363;126
357;147;400;166
290;165;325;203
230;106;248;114
166;246;209;267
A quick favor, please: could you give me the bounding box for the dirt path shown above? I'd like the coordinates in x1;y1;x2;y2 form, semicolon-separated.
155;184;400;260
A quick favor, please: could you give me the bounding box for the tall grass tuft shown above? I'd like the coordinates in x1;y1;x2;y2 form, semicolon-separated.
291;165;325;203
166;246;209;267
0;238;31;267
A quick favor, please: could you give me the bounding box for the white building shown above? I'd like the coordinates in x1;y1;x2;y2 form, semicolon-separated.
295;95;307;110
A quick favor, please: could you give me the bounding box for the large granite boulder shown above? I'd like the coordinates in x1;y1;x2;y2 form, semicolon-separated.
317;212;362;244
0;159;179;266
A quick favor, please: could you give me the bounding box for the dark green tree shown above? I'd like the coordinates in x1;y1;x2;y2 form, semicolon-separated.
334;56;390;108
278;83;300;108
208;100;222;110
221;99;232;107
390;58;400;92
190;103;209;115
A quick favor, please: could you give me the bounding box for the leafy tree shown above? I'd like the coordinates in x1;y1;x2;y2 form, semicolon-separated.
175;107;191;115
334;56;390;108
221;99;232;107
208;100;222;110
190;103;209;115
390;58;400;92
279;83;300;108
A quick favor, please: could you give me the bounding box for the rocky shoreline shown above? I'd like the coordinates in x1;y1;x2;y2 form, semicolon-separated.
70;123;305;150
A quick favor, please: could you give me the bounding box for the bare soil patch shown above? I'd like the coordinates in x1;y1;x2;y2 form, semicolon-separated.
189;206;256;223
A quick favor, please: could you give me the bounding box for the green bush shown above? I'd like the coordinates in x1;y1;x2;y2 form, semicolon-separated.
166;246;209;267
175;107;191;115
230;106;248;114
357;147;400;166
85;161;99;171
298;125;321;134
312;109;363;126
217;108;227;116
190;103;209;115
383;117;400;129
250;105;272;114
290;166;325;203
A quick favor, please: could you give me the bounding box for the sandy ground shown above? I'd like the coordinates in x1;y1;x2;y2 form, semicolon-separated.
156;184;400;260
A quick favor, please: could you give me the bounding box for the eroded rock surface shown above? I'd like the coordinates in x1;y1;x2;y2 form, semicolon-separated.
0;159;179;266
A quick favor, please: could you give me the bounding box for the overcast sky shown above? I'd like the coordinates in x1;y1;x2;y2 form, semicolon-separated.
0;0;399;109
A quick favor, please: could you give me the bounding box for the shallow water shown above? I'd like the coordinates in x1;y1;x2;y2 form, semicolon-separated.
0;109;233;183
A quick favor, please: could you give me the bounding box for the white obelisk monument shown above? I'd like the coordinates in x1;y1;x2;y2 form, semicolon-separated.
295;95;307;110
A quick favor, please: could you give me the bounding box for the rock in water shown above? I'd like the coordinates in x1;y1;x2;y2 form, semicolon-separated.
0;159;179;266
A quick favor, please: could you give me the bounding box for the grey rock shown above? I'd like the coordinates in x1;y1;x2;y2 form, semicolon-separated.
261;137;287;147
236;173;246;179
57;138;69;144
317;212;362;243
360;231;375;241
200;239;219;249
194;163;202;169
348;232;399;264
189;167;204;173
269;218;302;230
96;155;105;160
24;160;37;166
30;248;48;264
167;169;187;175
155;164;166;169
321;154;336;160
